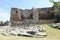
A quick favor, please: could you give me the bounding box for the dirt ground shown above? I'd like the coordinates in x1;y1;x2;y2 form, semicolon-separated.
0;35;60;40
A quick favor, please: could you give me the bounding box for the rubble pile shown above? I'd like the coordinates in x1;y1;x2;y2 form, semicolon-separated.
0;25;46;37
50;23;60;29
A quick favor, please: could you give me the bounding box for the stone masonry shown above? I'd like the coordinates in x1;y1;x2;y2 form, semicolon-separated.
10;5;60;26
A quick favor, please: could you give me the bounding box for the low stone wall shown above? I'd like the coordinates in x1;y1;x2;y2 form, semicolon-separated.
36;19;55;24
10;19;57;26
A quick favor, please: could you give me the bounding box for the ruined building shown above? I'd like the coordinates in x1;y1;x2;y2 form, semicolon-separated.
10;5;60;26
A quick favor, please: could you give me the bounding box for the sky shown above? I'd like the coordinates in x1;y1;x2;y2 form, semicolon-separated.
0;0;58;22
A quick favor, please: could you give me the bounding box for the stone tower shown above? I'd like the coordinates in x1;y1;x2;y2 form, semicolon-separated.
33;8;39;23
10;8;22;26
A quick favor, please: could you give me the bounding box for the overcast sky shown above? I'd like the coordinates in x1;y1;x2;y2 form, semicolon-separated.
0;0;58;22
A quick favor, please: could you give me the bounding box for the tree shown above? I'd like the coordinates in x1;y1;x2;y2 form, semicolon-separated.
49;0;60;22
49;0;54;3
49;0;60;12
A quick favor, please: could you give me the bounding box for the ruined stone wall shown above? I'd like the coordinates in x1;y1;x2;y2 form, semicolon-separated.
10;7;56;26
22;10;31;19
10;8;22;26
33;8;39;23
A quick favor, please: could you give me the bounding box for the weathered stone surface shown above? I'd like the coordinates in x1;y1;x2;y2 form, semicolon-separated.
10;6;59;26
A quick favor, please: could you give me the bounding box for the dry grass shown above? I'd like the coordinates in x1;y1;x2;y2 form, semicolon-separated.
0;24;60;40
42;24;60;38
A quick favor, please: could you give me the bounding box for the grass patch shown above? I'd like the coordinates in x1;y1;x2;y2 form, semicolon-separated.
42;24;60;38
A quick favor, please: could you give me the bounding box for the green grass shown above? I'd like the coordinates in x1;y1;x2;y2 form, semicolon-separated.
42;24;60;38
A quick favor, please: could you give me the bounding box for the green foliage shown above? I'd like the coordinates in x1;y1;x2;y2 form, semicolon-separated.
49;0;54;3
49;0;60;13
54;2;60;12
54;2;60;8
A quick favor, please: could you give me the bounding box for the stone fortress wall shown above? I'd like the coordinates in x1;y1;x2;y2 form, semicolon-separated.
10;5;60;26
